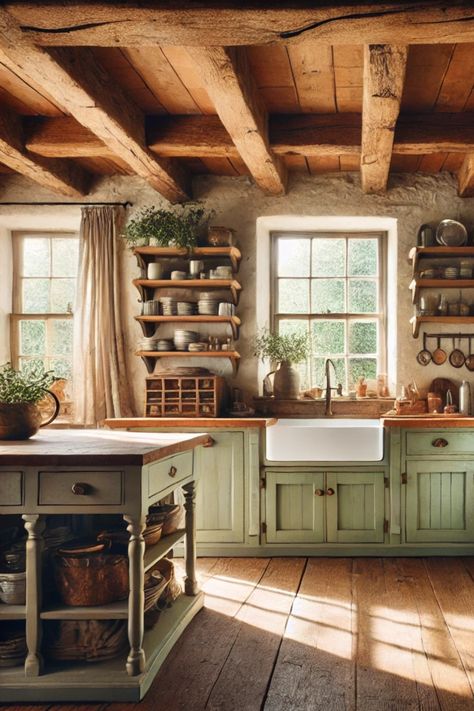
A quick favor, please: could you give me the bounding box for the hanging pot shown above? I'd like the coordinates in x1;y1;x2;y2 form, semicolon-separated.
416;333;432;366
465;337;474;372
432;337;447;366
273;361;300;399
0;390;60;441
449;337;465;368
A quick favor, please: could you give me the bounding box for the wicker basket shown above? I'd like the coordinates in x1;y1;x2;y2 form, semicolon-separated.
44;620;128;662
97;520;164;550
0;570;26;605
54;553;129;607
147;504;184;536
0;622;26;668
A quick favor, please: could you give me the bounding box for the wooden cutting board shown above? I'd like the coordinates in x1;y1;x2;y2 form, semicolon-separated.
429;378;459;408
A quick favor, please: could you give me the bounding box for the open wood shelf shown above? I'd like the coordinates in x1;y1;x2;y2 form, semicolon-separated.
144;530;186;572
409;246;474;276
135;314;241;339
409;278;474;303
133;278;241;305
410;315;474;338
133;246;241;272
40;600;128;620
136;350;240;375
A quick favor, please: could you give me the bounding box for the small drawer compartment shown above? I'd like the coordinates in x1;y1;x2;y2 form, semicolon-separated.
38;471;123;506
0;471;23;506
406;431;474;456
148;451;193;500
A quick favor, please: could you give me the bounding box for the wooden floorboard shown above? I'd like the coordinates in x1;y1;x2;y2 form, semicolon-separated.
4;557;474;711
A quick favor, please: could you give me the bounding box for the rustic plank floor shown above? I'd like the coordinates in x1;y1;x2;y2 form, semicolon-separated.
4;557;474;711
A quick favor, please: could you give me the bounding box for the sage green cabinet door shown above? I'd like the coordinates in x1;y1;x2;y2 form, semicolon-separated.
326;471;385;543
266;471;325;543
194;432;244;543
406;459;474;543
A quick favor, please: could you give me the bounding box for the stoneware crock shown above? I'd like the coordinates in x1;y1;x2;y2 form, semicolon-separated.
0;390;60;440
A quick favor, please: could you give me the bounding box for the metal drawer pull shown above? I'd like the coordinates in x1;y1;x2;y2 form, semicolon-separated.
315;489;325;496
432;438;448;448
71;482;91;496
168;466;177;478
326;488;335;496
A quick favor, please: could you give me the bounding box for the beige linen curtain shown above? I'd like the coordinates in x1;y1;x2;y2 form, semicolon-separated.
73;206;133;426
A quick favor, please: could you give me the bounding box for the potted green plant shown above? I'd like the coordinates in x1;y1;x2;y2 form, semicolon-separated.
123;204;214;249
0;363;59;440
254;329;310;399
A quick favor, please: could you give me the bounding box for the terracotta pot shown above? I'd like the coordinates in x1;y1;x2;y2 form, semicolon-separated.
0;392;60;440
273;361;300;399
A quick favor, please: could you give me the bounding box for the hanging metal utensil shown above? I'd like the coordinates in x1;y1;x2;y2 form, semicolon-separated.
416;333;432;366
432;337;447;365
449;336;465;368
465;336;474;372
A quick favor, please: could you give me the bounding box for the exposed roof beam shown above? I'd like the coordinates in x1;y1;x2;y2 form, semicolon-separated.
0;9;190;202
186;46;286;195
361;44;407;193
5;2;474;46
25;113;474;159
458;154;474;196
0;106;87;197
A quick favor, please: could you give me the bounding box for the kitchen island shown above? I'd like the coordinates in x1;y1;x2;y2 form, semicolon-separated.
0;429;213;702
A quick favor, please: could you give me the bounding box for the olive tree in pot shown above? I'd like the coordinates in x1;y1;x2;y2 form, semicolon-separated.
254;329;310;399
0;363;60;440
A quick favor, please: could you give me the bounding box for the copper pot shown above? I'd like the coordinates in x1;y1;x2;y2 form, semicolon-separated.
0;391;60;440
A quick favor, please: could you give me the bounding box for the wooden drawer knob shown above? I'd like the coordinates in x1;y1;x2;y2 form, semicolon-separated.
71;482;91;496
326;488;335;496
432;438;448;448
168;466;178;478
315;488;325;496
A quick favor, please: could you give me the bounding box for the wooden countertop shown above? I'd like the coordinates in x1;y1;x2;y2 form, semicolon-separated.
382;415;474;428
104;417;275;429
0;429;213;466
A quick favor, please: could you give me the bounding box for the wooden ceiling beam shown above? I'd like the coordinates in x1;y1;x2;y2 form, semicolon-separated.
0;9;190;202
361;44;407;193
186;46;286;195
25;113;474;160
0;106;88;196
458;154;474;196
5;2;474;46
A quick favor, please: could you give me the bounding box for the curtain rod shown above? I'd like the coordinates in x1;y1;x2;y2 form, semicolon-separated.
0;201;133;207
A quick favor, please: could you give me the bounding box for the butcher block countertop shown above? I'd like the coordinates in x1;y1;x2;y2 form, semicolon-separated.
0;429;213;466
382;415;474;428
105;417;275;429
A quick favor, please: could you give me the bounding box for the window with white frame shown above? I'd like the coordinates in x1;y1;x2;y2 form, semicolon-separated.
271;231;386;392
11;232;80;413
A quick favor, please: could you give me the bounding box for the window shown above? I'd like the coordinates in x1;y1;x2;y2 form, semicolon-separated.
11;232;80;412
271;232;386;392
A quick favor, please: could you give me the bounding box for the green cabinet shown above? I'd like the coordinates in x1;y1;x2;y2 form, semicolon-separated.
405;459;474;543
265;469;385;544
194;431;245;544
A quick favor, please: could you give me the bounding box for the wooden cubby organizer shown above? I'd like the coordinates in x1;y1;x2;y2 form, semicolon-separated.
145;374;226;417
133;246;242;373
409;246;474;337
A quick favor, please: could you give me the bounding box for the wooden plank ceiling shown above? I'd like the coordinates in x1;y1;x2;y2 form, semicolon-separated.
0;3;473;200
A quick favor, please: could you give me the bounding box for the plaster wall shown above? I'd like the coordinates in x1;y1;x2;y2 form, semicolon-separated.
0;172;474;414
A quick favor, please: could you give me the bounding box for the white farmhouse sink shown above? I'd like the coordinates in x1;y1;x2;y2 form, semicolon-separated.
266;418;384;462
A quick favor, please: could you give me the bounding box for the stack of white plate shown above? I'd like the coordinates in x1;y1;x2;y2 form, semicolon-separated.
138;336;159;351
177;301;196;316
160;297;177;315
198;293;219;315
173;330;199;351
443;267;459;279
156;339;174;351
142;300;160;315
188;343;208;352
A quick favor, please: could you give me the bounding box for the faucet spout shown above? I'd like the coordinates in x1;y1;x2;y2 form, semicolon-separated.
324;358;337;416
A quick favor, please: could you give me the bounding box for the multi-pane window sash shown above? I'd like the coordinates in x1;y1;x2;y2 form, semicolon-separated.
11;232;79;406
271;232;387;392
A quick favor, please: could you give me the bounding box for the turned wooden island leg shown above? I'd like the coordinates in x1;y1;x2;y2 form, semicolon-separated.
123;515;146;676
22;514;45;676
183;481;199;596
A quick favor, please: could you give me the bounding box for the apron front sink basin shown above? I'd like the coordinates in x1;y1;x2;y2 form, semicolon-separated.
266;418;384;462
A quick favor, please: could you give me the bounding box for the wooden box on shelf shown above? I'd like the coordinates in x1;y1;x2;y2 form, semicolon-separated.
145;374;226;417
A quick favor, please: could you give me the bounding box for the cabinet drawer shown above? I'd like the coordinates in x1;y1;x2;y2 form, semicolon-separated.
406;431;474;456
148;451;193;499
0;471;23;506
38;471;123;506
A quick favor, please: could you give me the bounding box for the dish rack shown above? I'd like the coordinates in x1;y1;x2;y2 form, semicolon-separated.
145;374;226;417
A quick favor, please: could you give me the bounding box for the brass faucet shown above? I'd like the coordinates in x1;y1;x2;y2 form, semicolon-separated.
324;358;343;416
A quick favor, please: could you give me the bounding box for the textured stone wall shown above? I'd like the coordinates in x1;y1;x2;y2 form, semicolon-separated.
1;171;474;413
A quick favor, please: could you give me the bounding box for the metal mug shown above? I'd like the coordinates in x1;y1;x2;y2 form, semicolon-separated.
189;260;204;276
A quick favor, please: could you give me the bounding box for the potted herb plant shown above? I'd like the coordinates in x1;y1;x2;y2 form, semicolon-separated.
123;204;214;250
254;329;310;399
0;363;59;440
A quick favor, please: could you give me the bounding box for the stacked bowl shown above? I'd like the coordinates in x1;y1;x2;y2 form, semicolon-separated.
173;330;199;351
177;301;196;316
160;297;177;315
198;293;219;315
